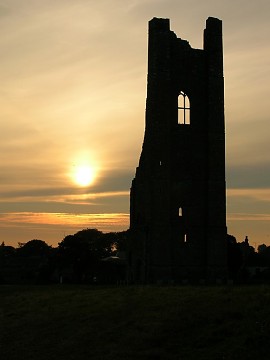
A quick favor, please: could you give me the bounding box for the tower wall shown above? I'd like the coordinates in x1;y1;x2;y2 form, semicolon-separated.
129;17;227;283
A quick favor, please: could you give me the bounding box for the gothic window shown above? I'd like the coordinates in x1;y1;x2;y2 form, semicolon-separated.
178;91;190;125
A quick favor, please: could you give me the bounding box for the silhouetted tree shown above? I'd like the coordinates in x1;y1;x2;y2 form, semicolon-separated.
258;244;267;254
57;229;106;282
238;236;256;266
0;229;129;284
0;242;16;258
227;234;242;280
0;243;16;284
100;230;129;255
113;230;129;253
14;240;54;284
257;244;270;267
17;239;52;257
56;228;128;283
0;240;55;284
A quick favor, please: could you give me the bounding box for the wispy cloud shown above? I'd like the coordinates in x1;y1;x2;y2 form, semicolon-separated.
227;188;270;201
227;187;270;243
227;213;270;221
0;211;129;227
0;212;129;245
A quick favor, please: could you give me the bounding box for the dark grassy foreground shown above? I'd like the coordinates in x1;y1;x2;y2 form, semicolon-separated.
1;285;270;360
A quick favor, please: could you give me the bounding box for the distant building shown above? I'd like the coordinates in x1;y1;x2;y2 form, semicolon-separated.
129;17;227;283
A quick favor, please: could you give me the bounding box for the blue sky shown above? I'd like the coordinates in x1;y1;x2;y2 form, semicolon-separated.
0;0;270;247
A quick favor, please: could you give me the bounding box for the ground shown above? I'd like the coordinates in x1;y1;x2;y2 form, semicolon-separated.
1;285;270;359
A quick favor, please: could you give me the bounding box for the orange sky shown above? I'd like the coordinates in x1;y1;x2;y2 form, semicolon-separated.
0;0;270;247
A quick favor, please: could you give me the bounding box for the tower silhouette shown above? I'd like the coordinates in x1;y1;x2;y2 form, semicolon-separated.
129;17;227;283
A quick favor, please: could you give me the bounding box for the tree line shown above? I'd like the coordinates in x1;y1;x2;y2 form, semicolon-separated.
1;230;270;284
228;234;270;282
0;229;128;285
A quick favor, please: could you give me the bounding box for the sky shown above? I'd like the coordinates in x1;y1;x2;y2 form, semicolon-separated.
0;0;270;248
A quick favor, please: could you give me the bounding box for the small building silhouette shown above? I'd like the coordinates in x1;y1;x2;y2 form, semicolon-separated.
129;17;227;283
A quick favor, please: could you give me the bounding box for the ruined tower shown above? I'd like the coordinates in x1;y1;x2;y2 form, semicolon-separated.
129;17;227;283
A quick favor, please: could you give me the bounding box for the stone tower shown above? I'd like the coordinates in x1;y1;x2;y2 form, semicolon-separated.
129;17;227;283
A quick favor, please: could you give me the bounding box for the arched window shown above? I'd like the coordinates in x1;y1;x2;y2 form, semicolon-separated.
178;91;190;125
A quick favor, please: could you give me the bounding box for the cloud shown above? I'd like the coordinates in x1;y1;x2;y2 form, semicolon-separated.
0;166;132;214
227;188;270;222
227;213;270;221
227;164;270;189
228;188;270;201
0;211;129;227
0;212;129;246
0;168;133;196
227;187;270;245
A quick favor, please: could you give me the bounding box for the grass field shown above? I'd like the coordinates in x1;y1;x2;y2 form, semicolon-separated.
1;285;270;359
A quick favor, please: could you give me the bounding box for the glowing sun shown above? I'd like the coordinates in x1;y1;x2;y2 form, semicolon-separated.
73;165;95;187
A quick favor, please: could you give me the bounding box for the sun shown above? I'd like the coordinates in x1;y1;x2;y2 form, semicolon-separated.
73;165;95;187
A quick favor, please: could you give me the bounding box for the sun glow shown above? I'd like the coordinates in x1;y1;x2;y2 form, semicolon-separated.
73;165;95;187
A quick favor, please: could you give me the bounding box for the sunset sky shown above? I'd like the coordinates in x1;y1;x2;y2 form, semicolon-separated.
0;0;270;248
